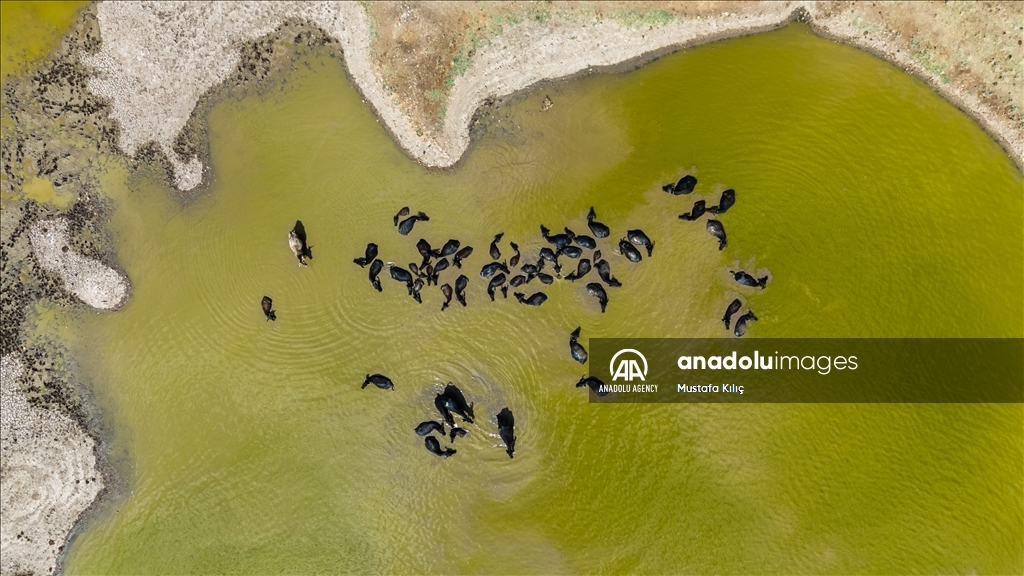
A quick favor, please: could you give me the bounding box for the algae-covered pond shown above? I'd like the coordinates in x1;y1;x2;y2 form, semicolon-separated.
59;24;1022;573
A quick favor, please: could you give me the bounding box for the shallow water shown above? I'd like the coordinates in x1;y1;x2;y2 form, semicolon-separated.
0;1;87;84
61;24;1022;573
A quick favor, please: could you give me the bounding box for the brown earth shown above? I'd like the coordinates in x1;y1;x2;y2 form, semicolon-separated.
364;1;1022;142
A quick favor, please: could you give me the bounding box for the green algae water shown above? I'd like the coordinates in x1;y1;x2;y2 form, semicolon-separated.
63;25;1022;573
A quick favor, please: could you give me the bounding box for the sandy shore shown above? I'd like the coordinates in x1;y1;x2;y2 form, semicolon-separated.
82;1;1021;192
0;354;103;576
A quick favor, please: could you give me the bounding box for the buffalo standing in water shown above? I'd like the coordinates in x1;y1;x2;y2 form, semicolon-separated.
261;296;276;321
586;282;609;312
487;273;507;301
734;310;758;338
453;246;473;268
618;239;643;263
662;174;697;195
362;373;395;390
496;407;516;459
393;206;409;226
414;421;445;436
595;259;622;287
627;229;655;256
722;298;742;329
424;436;456;459
353;243;378;267
569;327;588;364
442;384;475;423
708;189;736;214
398;211;429;235
368;259;384;292
514;292;548;306
576;375;609;396
678;200;706;221
489;233;504;260
509;274;527;288
587;207;610;238
440;283;454;311
454;275;469;306
706;220;728;250
536;272;555;285
565;258;592;282
731;270;768;289
450;427;468;442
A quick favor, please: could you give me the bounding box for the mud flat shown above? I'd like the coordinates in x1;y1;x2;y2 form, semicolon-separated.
82;1;1021;193
0;354;103;576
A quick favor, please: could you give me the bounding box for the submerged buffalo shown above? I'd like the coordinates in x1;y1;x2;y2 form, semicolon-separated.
440;283;453;311
595;259;621;287
368;259;384;292
618;239;642;263
586;207;610;238
514;292;548;306
454;275;469;306
706;220;727;250
734;310;758;338
440;239;461;257
663;174;697;195
496;407;516;459
576;375;609;396
415;421;445;436
678;200;706;221
722;298;742;330
362;373;395;390
453;246;473;268
353;242;378;267
627;229;654;256
442;384;475;423
540;225;572;249
708;189;735;214
731;270;768;289
398;212;429;236
489;233;504;260
393;206;410;226
261;296;276;321
569;326;588;364
425;436;456;459
487;273;507;301
566;258;592;282
509;242;521;268
586;282;609;312
288;229;308;266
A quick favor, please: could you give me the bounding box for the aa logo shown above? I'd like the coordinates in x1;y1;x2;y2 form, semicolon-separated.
610;349;648;382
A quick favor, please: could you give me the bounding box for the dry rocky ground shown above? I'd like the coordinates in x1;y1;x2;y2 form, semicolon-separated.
364;1;1022;154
